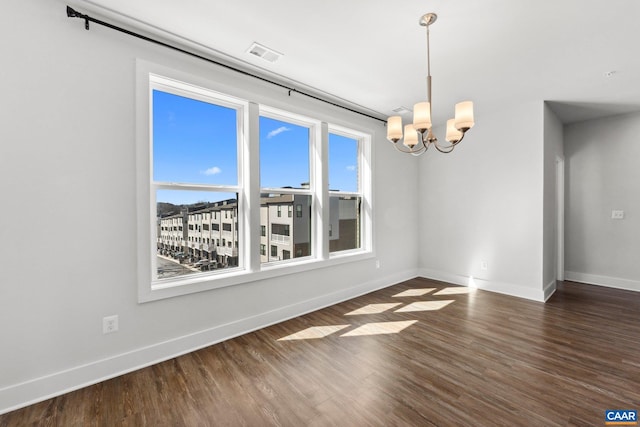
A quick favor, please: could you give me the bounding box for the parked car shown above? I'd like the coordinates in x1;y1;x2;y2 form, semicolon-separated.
194;259;211;270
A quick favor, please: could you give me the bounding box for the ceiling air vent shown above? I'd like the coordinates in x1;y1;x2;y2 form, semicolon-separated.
392;106;413;115
246;42;283;63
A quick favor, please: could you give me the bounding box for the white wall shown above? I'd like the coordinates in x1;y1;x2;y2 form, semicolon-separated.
0;0;419;413
564;112;640;290
542;104;564;299
418;101;547;301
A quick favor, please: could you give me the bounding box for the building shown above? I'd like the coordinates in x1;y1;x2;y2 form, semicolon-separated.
157;210;187;256
157;192;358;274
260;193;311;262
1;0;639;418
157;200;239;267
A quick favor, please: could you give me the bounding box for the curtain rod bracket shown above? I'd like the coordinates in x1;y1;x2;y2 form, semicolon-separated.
67;6;90;30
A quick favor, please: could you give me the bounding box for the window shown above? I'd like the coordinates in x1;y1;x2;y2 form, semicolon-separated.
328;130;365;253
150;74;242;287
138;62;372;302
260;111;313;264
271;223;290;236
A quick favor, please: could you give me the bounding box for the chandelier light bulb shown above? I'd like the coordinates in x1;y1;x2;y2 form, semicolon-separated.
403;124;419;148
454;101;475;131
446;119;463;143
386;116;403;142
413;102;432;133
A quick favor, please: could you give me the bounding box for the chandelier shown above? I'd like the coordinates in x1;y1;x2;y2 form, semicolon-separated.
386;13;475;155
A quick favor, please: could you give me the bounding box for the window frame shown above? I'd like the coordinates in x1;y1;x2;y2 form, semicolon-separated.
148;73;247;288
136;60;374;303
327;126;371;255
259;105;319;267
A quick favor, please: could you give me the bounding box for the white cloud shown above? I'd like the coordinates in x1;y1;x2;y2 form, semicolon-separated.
203;166;222;175
267;126;291;139
346;165;357;171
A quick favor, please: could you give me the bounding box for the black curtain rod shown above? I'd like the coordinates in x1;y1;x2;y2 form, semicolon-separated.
66;6;387;124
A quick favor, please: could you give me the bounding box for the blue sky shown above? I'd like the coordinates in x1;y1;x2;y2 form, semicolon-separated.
153;90;358;206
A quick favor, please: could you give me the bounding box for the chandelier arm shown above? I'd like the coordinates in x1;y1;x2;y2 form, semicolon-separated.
434;144;455;154
433;132;466;153
433;139;456;154
391;140;428;155
453;132;466;146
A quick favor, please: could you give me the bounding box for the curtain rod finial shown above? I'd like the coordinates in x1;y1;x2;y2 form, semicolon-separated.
66;5;90;30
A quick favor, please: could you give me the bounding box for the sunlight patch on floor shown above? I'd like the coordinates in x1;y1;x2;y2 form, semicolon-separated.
345;303;402;316
340;320;418;337
392;288;436;297
394;300;455;312
278;325;350;341
434;287;474;296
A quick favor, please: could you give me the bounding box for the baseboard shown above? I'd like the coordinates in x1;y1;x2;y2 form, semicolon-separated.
564;271;640;292
543;279;557;301
418;268;546;302
0;268;418;415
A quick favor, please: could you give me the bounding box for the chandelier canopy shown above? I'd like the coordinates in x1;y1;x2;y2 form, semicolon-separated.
386;13;475;155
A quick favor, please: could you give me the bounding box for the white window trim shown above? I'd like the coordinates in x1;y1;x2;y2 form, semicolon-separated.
328;124;373;256
136;60;373;303
147;73;249;292
259;105;321;266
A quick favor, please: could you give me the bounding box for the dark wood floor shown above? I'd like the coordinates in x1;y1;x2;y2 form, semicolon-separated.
2;279;640;426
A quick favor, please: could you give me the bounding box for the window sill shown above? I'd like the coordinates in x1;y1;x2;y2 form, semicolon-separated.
141;249;374;303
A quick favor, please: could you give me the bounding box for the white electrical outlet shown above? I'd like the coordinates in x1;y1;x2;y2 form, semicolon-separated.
103;315;119;334
480;261;488;271
376;260;381;269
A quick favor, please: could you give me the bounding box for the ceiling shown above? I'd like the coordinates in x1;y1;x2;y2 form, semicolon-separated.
77;0;640;124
